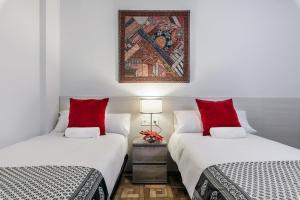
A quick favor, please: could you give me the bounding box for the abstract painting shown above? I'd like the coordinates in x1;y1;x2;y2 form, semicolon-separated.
119;10;190;83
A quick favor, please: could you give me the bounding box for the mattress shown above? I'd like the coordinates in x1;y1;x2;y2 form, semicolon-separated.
168;132;300;198
0;131;128;197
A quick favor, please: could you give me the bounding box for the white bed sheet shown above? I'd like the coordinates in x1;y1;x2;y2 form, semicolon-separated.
168;132;300;198
0;131;128;197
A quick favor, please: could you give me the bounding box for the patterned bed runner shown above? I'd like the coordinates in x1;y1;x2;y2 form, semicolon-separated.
192;160;300;200
0;166;108;200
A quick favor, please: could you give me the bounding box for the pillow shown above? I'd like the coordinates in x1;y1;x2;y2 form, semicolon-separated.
172;109;256;134
54;110;69;132
65;127;99;138
54;111;131;136
210;127;247;139
195;99;241;136
236;110;257;133
174;110;203;133
105;114;131;136
68;98;109;135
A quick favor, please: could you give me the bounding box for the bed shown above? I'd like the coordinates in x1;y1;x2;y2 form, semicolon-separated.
0;131;128;200
168;132;300;200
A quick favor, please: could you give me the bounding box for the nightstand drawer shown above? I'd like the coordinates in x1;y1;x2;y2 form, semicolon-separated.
133;146;167;163
132;164;167;183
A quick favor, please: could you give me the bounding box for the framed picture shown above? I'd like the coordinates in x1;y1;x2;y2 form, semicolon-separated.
119;10;190;83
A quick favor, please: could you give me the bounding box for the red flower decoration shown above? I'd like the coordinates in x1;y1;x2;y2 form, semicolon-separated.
139;130;163;143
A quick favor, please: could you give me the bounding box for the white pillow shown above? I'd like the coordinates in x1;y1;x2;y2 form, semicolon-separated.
54;111;131;136
105;113;131;136
174;110;203;133
54;110;69;133
236;110;257;133
65;127;99;138
210;127;247;139
173;110;256;133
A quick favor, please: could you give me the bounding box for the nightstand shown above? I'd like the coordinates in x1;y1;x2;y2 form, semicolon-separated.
132;138;167;183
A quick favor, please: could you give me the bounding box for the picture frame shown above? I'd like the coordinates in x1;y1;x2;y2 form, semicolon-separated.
119;10;190;83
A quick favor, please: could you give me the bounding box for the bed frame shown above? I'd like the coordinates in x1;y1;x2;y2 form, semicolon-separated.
110;154;128;199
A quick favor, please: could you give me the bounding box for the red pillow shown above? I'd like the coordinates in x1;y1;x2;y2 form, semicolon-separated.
195;99;241;136
68;98;109;135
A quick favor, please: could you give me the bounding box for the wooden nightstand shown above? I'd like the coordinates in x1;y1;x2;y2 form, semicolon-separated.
132;138;167;183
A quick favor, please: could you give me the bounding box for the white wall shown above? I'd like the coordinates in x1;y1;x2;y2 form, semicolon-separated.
0;0;41;148
61;0;300;97
45;0;60;133
0;0;60;148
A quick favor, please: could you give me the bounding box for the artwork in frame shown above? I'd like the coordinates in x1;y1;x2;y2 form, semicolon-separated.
119;10;190;83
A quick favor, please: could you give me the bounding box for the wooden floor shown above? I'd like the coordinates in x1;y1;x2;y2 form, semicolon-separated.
113;174;190;200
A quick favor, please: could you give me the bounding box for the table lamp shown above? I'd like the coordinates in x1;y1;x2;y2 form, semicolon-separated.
140;98;162;131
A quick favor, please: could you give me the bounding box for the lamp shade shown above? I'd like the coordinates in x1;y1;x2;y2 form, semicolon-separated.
140;99;162;114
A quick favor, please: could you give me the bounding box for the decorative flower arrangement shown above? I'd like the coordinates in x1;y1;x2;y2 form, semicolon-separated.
139;130;164;143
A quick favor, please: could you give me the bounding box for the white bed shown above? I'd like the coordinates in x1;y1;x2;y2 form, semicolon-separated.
168;132;300;198
0;131;128;197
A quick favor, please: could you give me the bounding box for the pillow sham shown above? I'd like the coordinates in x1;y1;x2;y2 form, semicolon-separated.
174;110;203;133
173;110;256;134
195;99;241;136
54;111;131;136
236;110;257;133
65;127;100;138
105;113;131;136
54;110;69;133
210;127;247;139
68;98;109;135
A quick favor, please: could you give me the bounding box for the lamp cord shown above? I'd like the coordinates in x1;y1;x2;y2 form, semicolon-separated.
153;121;162;134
